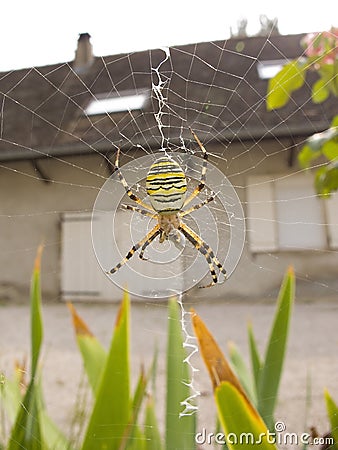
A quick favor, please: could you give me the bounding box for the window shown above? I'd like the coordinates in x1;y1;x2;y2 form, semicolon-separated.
61;211;185;301
85;90;148;115
246;175;276;252
275;176;326;250
326;192;338;248
247;174;338;252
61;213;119;300
257;60;287;79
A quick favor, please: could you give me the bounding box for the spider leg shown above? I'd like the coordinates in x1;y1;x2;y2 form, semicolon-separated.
180;194;215;218
114;149;155;212
121;204;157;219
139;227;161;260
183;129;208;208
178;222;226;288
120;204;158;258
107;224;161;274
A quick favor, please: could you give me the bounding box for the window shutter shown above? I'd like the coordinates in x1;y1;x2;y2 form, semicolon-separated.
246;176;277;252
61;212;121;301
275;175;326;250
324;192;338;249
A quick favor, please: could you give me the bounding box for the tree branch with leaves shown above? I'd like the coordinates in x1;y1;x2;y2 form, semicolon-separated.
267;27;338;195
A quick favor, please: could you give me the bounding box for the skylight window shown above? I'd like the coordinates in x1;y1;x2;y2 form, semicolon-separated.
85;91;148;115
257;60;287;80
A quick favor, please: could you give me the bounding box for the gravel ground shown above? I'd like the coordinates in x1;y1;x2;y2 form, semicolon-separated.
1;297;338;448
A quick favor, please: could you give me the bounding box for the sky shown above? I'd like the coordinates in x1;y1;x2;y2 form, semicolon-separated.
1;0;337;71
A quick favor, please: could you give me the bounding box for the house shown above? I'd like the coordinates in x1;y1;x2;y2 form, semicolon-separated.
0;33;337;302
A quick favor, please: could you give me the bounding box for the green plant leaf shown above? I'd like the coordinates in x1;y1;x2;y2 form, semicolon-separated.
228;341;257;406
0;371;22;425
8;380;43;450
248;322;262;398
315;160;338;195
215;382;278;450
40;409;73;450
119;367;148;450
298;119;338;171
257;267;295;429
324;389;338;449
323;140;338;161
297;144;322;169
267;61;306;110
125;425;146;450
68;303;107;395
191;308;248;395
35;376;73;450
144;397;164;450
7;248;72;450
166;298;196;450
311;77;330;103
191;308;274;446
306;126;338;152
31;245;44;377
81;291;131;450
298;126;338;169
8;246;45;450
318;63;338;97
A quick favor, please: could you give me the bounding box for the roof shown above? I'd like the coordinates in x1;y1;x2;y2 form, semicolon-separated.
0;33;336;161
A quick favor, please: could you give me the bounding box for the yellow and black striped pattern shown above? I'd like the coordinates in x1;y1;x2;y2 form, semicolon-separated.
109;225;161;274
107;129;227;287
179;222;226;287
146;157;187;213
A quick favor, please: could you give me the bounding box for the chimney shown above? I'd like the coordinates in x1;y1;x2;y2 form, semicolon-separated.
73;33;94;74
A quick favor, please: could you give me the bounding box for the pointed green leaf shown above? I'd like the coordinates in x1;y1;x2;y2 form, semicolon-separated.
166;297;196;450
248;323;262;397
144;397;164;450
191;310;277;448
2;359;71;449
324;389;338;449
0;371;22;424
228;341;257;405
40;410;73;450
191;309;246;395
257;267;295;429
31;245;43;377
119;367;148;450
8;246;45;450
215;382;278;450
81;292;131;450
68;303;107;394
125;425;146;450
8;379;43;450
35;376;73;450
76;335;107;394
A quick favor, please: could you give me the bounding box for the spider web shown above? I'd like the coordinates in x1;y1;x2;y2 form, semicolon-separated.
0;20;338;449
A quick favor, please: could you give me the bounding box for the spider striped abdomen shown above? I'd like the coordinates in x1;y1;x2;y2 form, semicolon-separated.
146;157;187;213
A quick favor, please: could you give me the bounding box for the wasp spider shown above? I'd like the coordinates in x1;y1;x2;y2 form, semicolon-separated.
107;129;227;287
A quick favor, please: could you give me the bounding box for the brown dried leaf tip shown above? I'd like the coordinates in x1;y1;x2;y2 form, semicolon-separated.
67;302;93;337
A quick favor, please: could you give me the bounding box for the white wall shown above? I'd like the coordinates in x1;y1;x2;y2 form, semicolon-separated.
1;140;337;303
